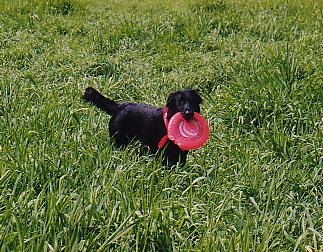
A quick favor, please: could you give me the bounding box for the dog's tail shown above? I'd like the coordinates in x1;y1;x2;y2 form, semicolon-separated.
83;87;119;115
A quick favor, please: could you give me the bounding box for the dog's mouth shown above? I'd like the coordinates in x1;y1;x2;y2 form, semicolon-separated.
181;111;194;121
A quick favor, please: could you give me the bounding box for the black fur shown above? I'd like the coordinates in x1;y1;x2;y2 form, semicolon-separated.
82;87;202;167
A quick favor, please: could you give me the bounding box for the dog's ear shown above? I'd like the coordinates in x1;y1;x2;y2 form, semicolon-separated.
166;91;179;107
190;89;203;104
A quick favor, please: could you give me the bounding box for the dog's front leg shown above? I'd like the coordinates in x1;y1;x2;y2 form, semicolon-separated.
163;142;188;168
178;150;188;167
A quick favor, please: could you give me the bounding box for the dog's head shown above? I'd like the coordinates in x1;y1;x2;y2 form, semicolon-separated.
166;89;202;121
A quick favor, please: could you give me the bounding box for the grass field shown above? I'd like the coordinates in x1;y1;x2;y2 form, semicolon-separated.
0;0;322;251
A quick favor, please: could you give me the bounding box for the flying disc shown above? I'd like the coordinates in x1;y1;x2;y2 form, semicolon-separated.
167;112;209;150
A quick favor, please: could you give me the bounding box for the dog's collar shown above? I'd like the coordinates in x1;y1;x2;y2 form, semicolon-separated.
158;107;185;150
158;107;169;149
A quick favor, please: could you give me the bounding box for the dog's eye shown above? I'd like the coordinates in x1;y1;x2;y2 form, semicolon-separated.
178;98;185;105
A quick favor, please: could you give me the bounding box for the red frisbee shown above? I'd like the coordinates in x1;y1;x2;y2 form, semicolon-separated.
168;112;209;150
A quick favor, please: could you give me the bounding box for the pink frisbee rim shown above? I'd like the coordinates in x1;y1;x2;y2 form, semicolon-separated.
168;112;209;150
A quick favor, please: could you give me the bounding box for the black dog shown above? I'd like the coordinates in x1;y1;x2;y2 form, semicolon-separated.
82;87;202;167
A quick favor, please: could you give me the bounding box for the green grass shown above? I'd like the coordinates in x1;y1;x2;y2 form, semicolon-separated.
0;0;322;251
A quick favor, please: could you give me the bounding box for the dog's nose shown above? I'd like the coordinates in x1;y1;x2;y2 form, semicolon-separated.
183;110;194;120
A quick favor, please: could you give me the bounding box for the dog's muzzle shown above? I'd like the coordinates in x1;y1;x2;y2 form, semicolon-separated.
182;110;194;120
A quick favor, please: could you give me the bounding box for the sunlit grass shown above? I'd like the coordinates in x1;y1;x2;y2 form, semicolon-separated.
0;0;322;251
